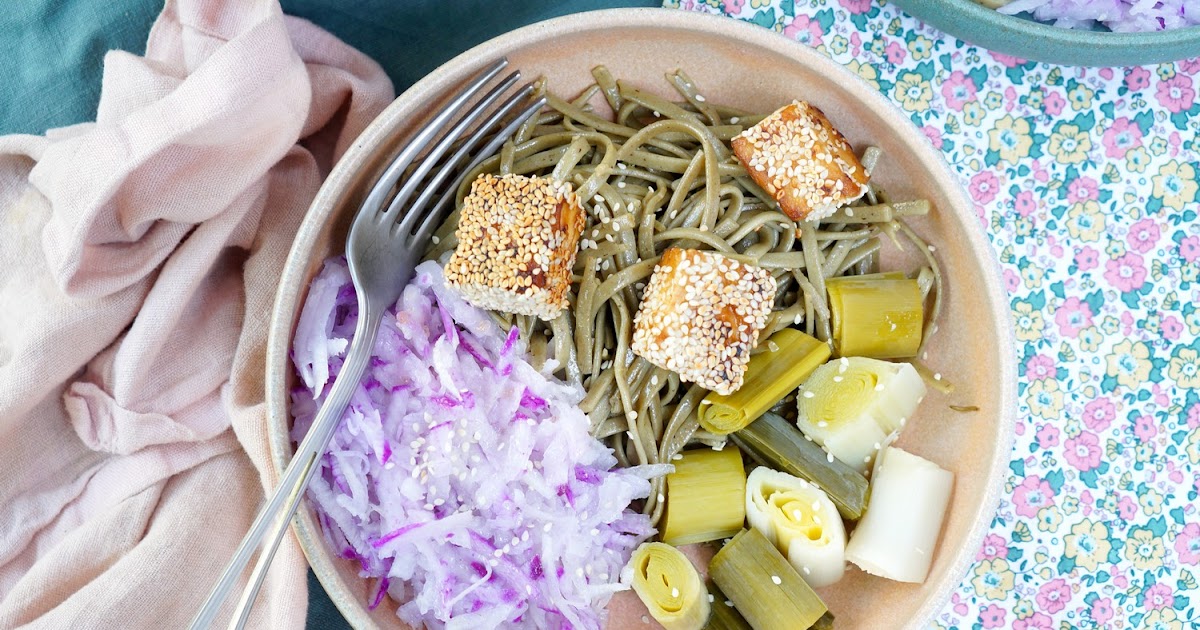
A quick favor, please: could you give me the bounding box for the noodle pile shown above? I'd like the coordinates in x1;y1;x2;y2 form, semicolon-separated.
427;67;942;525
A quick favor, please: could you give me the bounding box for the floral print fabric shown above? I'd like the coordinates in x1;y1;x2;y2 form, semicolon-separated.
666;0;1200;627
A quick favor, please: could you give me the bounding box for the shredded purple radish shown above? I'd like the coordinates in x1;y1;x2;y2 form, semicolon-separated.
291;258;669;630
997;0;1200;32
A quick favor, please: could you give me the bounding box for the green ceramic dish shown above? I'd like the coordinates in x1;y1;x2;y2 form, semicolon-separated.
889;0;1200;67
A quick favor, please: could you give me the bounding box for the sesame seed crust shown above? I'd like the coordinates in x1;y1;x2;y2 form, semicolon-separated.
731;101;869;222
630;248;777;396
444;174;585;320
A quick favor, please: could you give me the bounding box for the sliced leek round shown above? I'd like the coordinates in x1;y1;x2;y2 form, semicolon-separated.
628;542;710;630
845;446;953;583
745;467;846;588
796;357;926;472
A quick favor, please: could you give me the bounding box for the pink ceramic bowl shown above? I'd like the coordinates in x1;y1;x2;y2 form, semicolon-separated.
265;8;1017;629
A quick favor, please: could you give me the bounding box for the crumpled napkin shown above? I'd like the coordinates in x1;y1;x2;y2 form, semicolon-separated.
0;0;393;626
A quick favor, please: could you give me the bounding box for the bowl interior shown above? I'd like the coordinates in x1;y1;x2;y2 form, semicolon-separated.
889;0;1200;67
266;8;1016;630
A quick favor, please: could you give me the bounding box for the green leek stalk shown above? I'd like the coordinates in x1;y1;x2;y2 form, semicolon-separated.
703;581;752;630
709;528;828;630
661;447;747;546
698;329;830;435
629;542;710;630
827;273;924;359
729;412;868;520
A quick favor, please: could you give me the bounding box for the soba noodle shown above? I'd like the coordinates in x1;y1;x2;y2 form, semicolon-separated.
427;68;941;525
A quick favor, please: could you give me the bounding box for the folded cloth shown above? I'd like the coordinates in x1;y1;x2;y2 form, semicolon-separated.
0;0;393;626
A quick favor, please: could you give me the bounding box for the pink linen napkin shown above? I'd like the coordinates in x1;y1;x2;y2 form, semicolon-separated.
0;0;393;626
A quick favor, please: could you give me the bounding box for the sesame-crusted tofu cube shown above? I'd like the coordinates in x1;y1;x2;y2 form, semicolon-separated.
732;101;869;222
631;248;777;396
444;173;585;320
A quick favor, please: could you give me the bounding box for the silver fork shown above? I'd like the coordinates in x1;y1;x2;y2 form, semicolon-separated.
190;57;546;630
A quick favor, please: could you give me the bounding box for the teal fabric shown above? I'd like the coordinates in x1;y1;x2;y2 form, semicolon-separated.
0;0;658;136
1;1;654;626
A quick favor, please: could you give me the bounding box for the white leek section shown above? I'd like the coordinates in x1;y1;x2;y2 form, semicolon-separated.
796;358;926;473
745;467;846;588
845;446;953;583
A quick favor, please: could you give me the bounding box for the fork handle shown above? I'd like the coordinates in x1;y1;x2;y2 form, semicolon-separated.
190;303;382;630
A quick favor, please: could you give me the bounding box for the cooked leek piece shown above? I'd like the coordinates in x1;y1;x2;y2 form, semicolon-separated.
709;528;828;630
661;447;747;546
629;542;710;630
796;357;926;473
698;329;830;435
703;581;752;630
729;412;868;520
845;446;954;583
745;467;846;588
827;274;923;359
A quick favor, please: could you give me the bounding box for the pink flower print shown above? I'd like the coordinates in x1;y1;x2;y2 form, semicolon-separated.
1013;475;1055;518
1044;90;1066;116
1064;432;1102;472
1126;218;1160;254
1188;403;1200;429
1163;315;1184;341
1126;66;1152;91
1182;57;1200;73
1003;268;1021;293
978;533;1008;560
1104;252;1148;293
723;0;744;11
970;171;1000;204
1120;310;1135;335
941;71;977;111
1075;246;1100;272
921;125;944;149
885;40;906;64
1144;583;1175;611
1083;397;1116;431
991;51;1025;68
1067;176;1099;203
979;605;1007;629
783;15;823;47
1156;74;1196;114
1090;598;1115;625
1134;414;1158;442
1114;570;1129;588
1176;523;1200;565
840;0;872;14
1055;296;1093;338
1102;117;1144;159
1036;423;1061;449
1026;354;1056;380
1014;612;1054;630
1179;235;1200;263
951;593;968;616
1036;578;1072;614
1099;68;1114;81
1118;495;1138;521
1014;190;1036;217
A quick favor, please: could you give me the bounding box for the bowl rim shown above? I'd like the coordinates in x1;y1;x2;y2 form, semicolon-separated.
265;7;1018;629
890;0;1200;66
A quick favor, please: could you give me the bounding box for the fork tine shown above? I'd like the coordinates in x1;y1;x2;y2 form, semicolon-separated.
382;70;523;222
397;81;538;235
411;95;548;243
357;58;509;224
